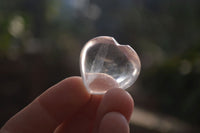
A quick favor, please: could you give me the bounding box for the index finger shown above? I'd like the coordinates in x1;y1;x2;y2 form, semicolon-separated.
1;77;91;133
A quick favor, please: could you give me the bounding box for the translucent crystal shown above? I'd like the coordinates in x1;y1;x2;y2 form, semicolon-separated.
80;36;141;94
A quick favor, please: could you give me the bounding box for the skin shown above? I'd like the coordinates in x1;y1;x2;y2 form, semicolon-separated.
0;76;134;133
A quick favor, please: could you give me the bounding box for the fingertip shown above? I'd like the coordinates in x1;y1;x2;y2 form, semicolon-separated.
99;112;129;133
102;88;134;121
38;76;91;123
93;88;133;133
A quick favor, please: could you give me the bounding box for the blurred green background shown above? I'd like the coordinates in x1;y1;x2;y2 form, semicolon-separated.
0;0;200;132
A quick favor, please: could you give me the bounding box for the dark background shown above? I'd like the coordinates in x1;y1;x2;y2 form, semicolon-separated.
0;0;200;132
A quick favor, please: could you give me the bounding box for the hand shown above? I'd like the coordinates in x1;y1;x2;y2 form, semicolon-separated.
0;77;134;133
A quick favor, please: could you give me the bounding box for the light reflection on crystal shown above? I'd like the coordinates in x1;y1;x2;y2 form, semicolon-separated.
80;36;141;94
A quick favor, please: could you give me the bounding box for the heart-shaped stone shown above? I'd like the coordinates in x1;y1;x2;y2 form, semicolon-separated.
80;36;141;94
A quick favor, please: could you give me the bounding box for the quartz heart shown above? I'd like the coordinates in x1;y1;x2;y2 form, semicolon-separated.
80;36;141;94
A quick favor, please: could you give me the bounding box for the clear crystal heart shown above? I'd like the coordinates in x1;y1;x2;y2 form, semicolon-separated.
80;36;141;94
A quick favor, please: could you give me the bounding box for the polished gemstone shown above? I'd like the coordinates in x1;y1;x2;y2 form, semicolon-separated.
80;36;141;94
